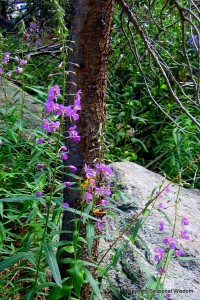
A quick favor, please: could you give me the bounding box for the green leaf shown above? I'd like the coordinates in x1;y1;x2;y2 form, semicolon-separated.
131;137;148;152
25;283;58;300
24;85;47;97
54;198;98;221
54;184;67;193
69;260;85;296
83;201;93;224
42;243;62;287
129;218;143;244
176;256;200;261
112;243;126;267
0;195;39;202
0;252;36;272
84;268;103;300
119;191;131;203
86;223;94;254
47;285;73;300
137;235;151;254
73;230;79;254
24;290;35;300
158;209;172;225
122;296;132;300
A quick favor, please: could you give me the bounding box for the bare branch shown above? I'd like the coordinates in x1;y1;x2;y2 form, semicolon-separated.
117;0;200;129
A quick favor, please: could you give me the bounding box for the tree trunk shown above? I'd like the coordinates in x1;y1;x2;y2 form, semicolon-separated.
60;0;115;282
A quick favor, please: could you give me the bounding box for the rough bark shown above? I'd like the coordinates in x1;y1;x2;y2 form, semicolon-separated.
60;0;115;281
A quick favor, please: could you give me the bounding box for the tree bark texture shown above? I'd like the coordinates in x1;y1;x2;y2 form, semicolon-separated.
60;0;115;278
66;0;115;165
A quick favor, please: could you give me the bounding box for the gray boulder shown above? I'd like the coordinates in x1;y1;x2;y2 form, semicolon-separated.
97;162;200;300
0;78;42;129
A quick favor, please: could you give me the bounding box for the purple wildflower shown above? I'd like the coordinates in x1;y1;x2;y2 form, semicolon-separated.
54;104;66;117
95;186;105;196
154;248;165;262
74;89;82;106
37;138;45;144
47;85;60;101
175;249;183;257
35;40;41;47
14;56;19;62
163;235;176;249
20;59;27;65
64;105;73;117
44;100;54;114
63;202;69;208
95;163;112;176
36;191;42;197
2;52;10;64
189;35;198;49
16;66;23;73
159;221;165;231
0;67;3;74
7;71;12;77
181;230;190;240
158;202;164;209
60;153;68;160
101;199;108;205
64;181;71;187
166;293;172;299
30;22;38;31
157;266;167;274
84;164;96;178
95;218;104;230
70;108;80;121
68;125;80;142
89;178;95;187
105;184;111;196
156;191;163;199
165;187;170;194
84;192;93;203
59;146;68;152
41;119;60;133
69;165;77;172
181;217;189;226
36;163;45;169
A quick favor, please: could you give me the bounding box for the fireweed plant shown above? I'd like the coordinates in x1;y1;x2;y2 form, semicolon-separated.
141;184;192;300
0;79;113;298
0;17;115;299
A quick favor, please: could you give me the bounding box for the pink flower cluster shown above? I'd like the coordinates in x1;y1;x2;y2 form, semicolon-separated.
25;21;41;48
44;87;81;120
41;87;81;143
0;52;30;77
82;163;112;230
154;216;190;275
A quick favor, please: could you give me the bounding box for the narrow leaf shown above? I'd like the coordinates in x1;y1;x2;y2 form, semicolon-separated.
24;290;35;300
42;243;62;287
69;260;85;296
84;268;103;300
112;243;126;267
86;223;94;254
0;195;39;202
0;252;36;272
47;285;73;300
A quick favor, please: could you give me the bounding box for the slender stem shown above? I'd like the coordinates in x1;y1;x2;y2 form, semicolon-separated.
34;131;62;288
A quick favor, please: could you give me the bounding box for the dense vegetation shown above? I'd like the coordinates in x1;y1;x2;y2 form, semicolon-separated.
105;3;199;187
